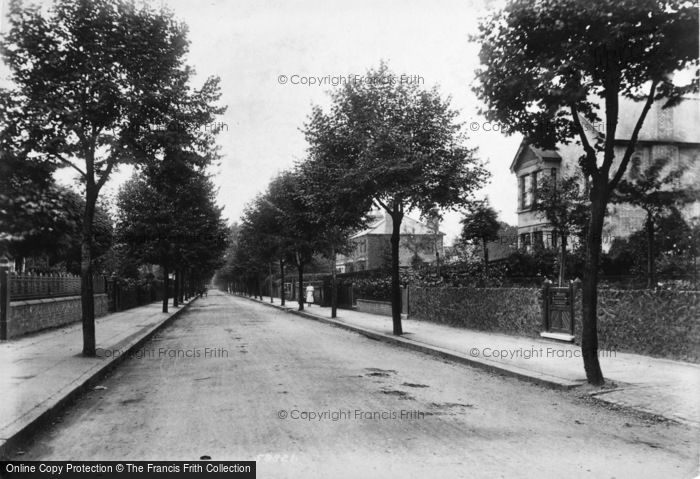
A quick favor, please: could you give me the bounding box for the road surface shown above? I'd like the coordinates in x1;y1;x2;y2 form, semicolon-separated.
11;291;699;478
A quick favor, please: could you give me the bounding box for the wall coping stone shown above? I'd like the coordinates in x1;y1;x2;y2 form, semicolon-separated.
356;298;391;306
11;293;108;307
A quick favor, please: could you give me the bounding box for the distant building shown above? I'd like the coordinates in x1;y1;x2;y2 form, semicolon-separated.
510;97;700;251
444;224;518;265
336;212;444;272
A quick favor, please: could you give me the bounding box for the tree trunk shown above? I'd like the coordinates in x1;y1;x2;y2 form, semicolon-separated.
646;213;655;289
390;208;404;335
269;263;274;303
559;235;568;287
80;190;97;357
436;250;441;278
482;238;489;277
280;259;286;306
162;266;169;313
297;262;304;311
331;245;338;318
179;271;185;303
581;189;606;385
173;269;180;307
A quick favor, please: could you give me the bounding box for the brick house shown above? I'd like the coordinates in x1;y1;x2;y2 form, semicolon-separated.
336;212;444;272
510;97;700;251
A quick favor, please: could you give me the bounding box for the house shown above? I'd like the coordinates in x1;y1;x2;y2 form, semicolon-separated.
336;211;444;272
510;97;700;250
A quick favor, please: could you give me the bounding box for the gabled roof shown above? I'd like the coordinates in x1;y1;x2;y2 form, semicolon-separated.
509;139;562;173
351;213;444;238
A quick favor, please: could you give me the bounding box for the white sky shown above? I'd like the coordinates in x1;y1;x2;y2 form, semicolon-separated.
18;0;524;244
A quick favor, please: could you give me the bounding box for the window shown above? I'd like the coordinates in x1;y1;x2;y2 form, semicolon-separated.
533;231;544;249
550;231;558;248
518;176;525;209
519;233;531;249
523;175;533;208
532;171;539;204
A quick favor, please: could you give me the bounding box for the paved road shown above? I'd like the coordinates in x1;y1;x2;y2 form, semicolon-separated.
12;291;698;478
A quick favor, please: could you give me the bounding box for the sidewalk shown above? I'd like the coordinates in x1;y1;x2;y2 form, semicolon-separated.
0;298;196;458
248;294;700;427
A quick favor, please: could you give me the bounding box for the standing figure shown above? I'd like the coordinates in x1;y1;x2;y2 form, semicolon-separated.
305;284;315;307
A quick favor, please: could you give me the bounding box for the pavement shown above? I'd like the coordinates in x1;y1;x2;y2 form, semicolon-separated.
9;292;698;478
245;293;700;428
0;297;196;459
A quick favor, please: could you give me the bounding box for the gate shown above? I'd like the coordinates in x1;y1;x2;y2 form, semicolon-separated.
542;282;575;337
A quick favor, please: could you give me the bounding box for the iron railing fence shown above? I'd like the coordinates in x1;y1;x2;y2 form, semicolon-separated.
9;273;106;301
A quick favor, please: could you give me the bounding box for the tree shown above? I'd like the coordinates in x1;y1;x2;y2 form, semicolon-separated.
116;175;176;312
226;170;326;310
605;210;697;281
458;201;500;276
116;164;227;313
2;0;196;356
236;193;285;300
50;191;114;275
304;63;487;334
473;0;698;384
532;173;589;285
0;115;68;266
300;155;373;318
611;156;698;287
0;133;114;272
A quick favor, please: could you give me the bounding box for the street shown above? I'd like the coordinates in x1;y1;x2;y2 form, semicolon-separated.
11;291;698;478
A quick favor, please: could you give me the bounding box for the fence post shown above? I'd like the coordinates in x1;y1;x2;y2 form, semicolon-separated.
0;256;10;340
571;279;581;336
541;282;550;332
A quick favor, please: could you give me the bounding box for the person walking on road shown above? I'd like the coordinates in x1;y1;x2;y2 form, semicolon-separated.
305;284;315;307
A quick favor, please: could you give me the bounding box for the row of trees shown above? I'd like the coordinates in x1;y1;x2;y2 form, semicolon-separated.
115;165;228;314
217;62;489;333
1;0;228;355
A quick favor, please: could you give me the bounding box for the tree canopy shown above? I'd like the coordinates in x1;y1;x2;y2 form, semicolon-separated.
304;63;487;333
459;201;500;275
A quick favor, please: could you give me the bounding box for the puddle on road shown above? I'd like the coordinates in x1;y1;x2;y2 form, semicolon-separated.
364;368;397;377
430;402;474;409
380;389;415;400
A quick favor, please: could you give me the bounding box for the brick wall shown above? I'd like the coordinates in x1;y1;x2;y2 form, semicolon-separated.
8;294;109;338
